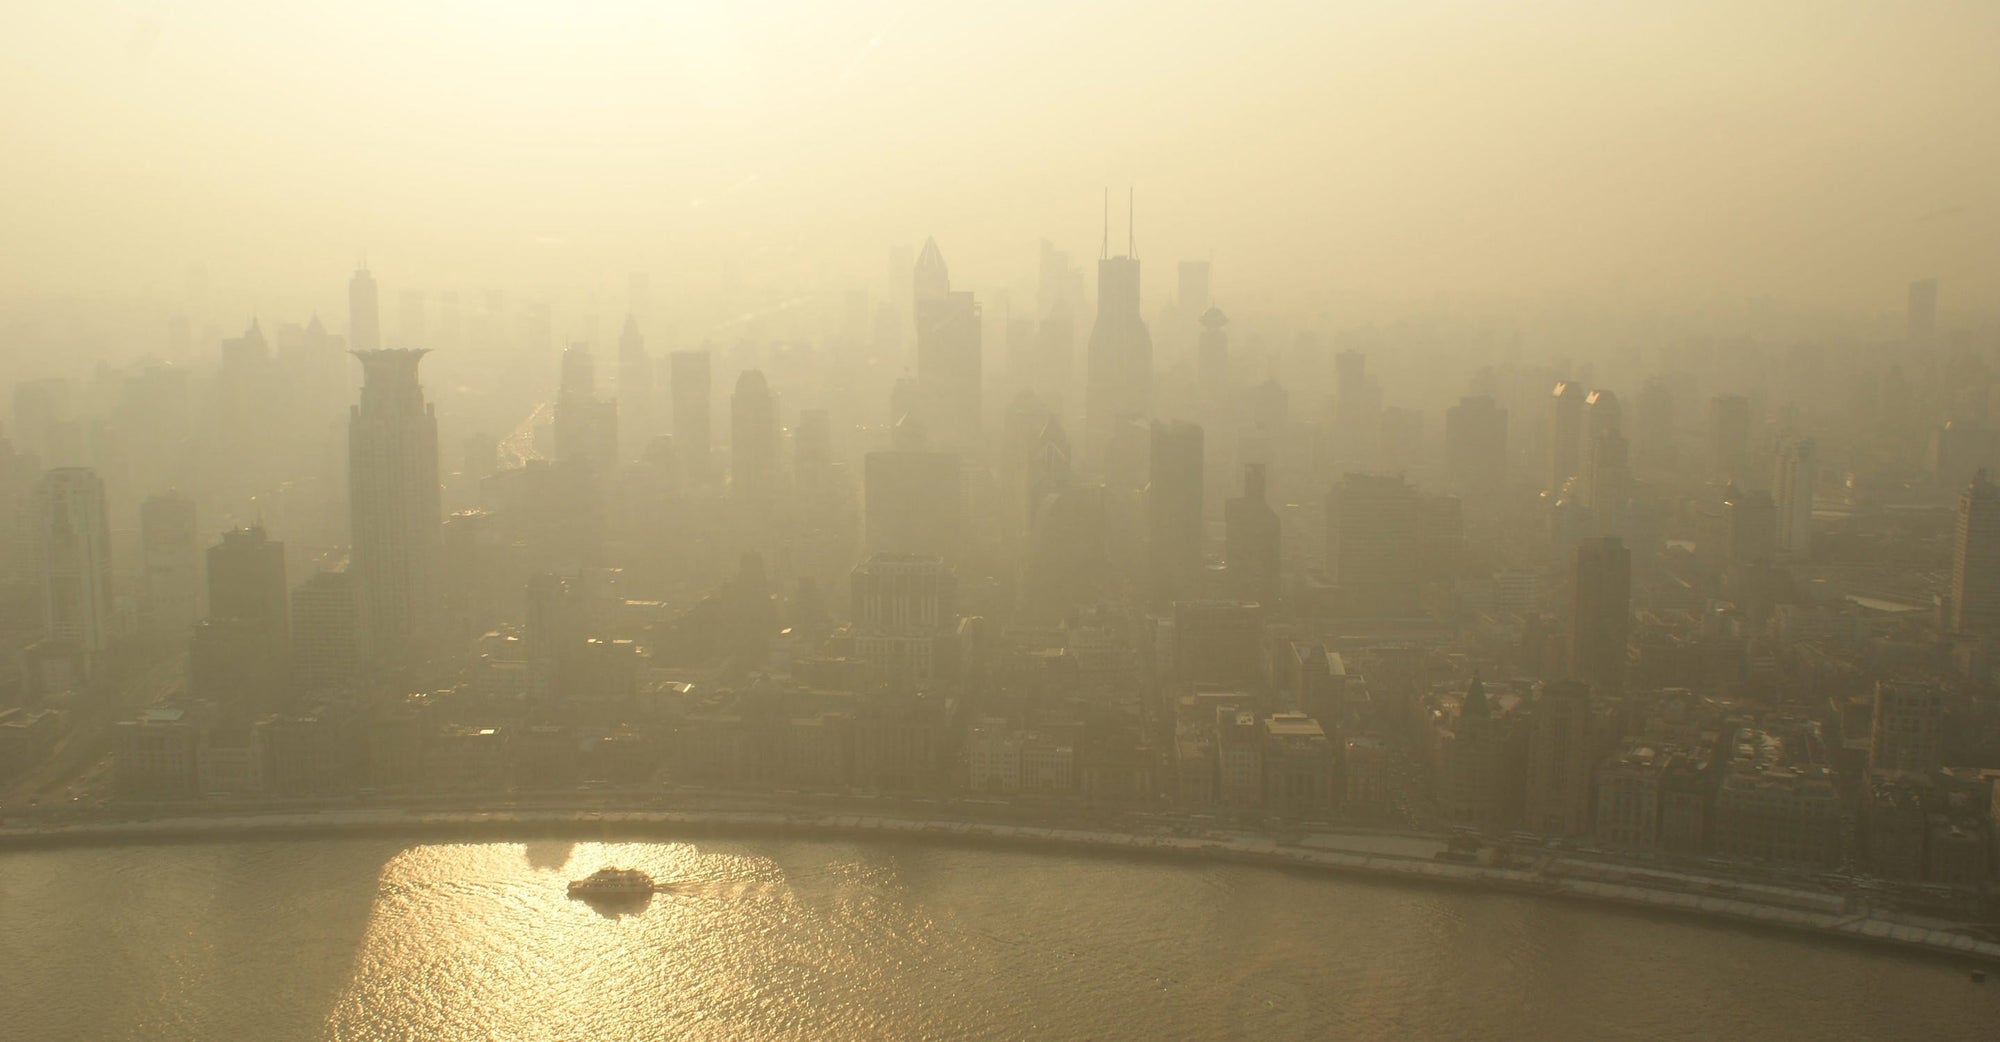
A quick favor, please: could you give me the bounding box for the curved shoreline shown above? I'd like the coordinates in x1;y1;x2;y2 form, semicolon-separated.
5;807;1997;966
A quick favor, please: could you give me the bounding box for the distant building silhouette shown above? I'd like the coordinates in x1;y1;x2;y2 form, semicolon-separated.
729;369;778;502
1548;380;1583;495
911;238;982;452
37;467;112;676
207;525;289;662
1524;679;1593;836
1084;193;1152;467
1709;394;1751;487
349;349;443;661
618;316;653;456
1775;436;1817;557
1568;536;1630;693
1224;463;1280;608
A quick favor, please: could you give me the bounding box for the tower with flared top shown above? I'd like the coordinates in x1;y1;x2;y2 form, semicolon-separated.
349;349;442;662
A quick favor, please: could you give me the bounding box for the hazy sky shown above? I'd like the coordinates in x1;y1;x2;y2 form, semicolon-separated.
4;1;1997;321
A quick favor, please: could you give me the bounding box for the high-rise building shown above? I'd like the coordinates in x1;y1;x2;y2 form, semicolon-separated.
1326;473;1421;617
1907;278;1938;348
1949;469;2000;634
1775;436;1817;557
1147;420;1204;602
670;350;712;483
729;369;778;502
207;526;289;660
1548;381;1584;495
1444;395;1508;500
291;568;364;696
1224;463;1280;608
1869;680;1942;776
850;553;957;691
348;266;380;353
37;467;112;674
1084;194;1152;467
1568;536;1630;694
1710;394;1751;486
911;238;982;450
1332;350;1377;465
618;315;652;455
349;349;443;661
1523;679;1593;836
140;491;201;633
553;345;618;467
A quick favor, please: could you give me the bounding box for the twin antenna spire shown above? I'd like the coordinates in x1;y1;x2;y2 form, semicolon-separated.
1101;187;1136;260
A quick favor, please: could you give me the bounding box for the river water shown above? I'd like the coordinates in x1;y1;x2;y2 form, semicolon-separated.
1;836;1993;1040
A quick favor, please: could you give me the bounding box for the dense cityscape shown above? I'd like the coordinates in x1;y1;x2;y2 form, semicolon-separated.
4;5;2000;1037
3;229;1998;934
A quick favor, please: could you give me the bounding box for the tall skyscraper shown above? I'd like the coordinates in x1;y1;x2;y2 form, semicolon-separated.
1147;420;1204;602
1907;277;1938;348
37;467;112;674
1568;536;1630;694
1524;679;1593;836
1775;436;1817;557
1948;469;2000;634
1326;473;1421;618
140;491;201;634
1084;193;1153;467
670;350;712;484
1224;463;1280;607
729;369;778;502
1548;381;1584;496
1444;395;1508;500
291;568;364;696
554;345;618;467
348;266;380;354
911;238;982;450
207;525;289;660
349;349;443;661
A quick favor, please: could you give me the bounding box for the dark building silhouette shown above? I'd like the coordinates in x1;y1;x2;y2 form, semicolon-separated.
618;315;652;456
1524;679;1593;836
1568;536;1630;693
1224;463;1280;607
291;568;364;696
554;345;618;467
1548;380;1583;495
207;525;288;661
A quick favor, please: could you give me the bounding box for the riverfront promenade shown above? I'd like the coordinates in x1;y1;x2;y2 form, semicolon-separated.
4;802;1997;966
